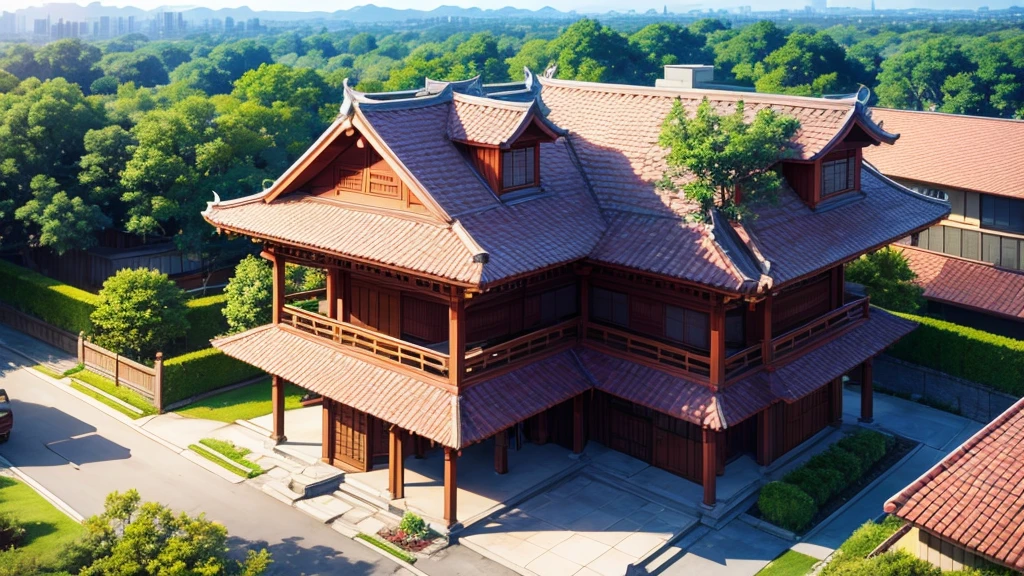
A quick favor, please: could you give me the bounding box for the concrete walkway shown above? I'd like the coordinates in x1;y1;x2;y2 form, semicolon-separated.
0;323;79;373
657;387;983;575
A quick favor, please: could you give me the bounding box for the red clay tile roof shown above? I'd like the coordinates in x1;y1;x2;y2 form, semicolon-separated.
897;245;1024;321
203;193;484;285
448;94;555;147
885;395;1024;572
865;108;1024;199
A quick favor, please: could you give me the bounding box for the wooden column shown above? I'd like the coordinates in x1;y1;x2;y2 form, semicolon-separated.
443;447;458;527
271;253;285;325
702;428;717;507
572;394;585;454
449;290;466;388
388;425;405;500
761;294;774;368
271;375;286;442
756;405;775;467
829;377;843;427
860;358;874;423
325;267;340;320
414;435;425;459
710;302;726;389
321;400;333;463
494;430;508;475
534;412;549;445
340;271;352;322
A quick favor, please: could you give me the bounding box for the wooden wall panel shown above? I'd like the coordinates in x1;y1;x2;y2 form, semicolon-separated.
772;274;831;335
775;387;830;458
309;134;427;213
350;282;401;337
401;295;448;344
469;147;501;193
334;404;370;472
782;162;816;206
630;296;665;338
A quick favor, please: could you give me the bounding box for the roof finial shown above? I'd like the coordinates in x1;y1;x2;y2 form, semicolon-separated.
340;78;357;118
543;64;558;79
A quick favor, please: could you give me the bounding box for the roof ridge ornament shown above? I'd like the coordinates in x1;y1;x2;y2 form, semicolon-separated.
340;78;358;118
201;190;221;216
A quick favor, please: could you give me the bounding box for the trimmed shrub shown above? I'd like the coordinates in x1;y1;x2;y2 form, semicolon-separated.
757;481;817;533
784;467;844;506
835;516;905;560
806;446;863;485
0;512;26;551
399;512;429;539
0;259;100;333
837;430;890;469
184;294;228;351
91;268;189;359
888;312;1024;397
162;347;263;405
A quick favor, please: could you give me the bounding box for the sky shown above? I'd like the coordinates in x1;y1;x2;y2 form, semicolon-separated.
1;0;641;11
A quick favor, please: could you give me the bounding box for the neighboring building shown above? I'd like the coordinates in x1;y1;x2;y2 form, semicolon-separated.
884;396;1024;573
864;109;1024;337
205;71;948;527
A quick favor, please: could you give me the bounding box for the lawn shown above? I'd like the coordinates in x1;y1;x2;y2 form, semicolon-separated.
71;370;158;419
756;549;819;576
0;476;84;566
174;378;305;422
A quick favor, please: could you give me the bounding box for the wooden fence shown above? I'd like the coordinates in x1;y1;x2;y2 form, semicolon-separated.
0;303;78;355
79;335;163;410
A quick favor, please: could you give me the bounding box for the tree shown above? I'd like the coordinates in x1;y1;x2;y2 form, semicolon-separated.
629;23;712;83
875;38;974;110
752;31;864;96
90;268;189;359
33;38;103;87
60;489;271;576
223;255;272;333
713;20;787;83
658;97;800;221
79;125;137;219
545;19;642;83
349;32;377;55
97;51;169;87
845;248;923;313
14;175;110;254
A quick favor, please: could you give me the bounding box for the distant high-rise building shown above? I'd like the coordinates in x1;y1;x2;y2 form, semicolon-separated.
99;16;110;37
225;16;234;31
162;11;175;36
128;16;135;33
177;13;184;34
0;11;15;37
33;17;46;36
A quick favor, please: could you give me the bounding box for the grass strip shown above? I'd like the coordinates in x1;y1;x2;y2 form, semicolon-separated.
198;438;263;476
31;364;63;379
0;476;85;566
756;549;819;576
62;363;85;377
70;381;143;420
75;370;157;417
174;378;304;422
356;533;417;564
188;444;260;479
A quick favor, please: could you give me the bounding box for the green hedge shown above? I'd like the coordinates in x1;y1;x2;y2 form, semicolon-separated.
162;347;263;406
889;312;1024;396
758;482;817;533
0;259;100;334
183;294;229;351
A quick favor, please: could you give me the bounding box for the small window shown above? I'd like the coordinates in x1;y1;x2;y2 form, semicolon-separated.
501;146;536;191
665;305;709;351
539;284;577;324
981;195;1024;234
821;151;856;197
591;287;628;327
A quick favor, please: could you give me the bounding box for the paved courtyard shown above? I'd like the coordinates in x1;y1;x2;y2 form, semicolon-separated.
461;472;697;576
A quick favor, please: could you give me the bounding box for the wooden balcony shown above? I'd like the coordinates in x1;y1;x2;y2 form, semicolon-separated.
585;324;714;381
465;319;579;382
771;296;869;361
280;305;450;379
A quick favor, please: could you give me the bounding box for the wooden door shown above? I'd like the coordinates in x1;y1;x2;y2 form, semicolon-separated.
652;427;703;484
334;404;371;472
350;281;401;337
372;416;389;466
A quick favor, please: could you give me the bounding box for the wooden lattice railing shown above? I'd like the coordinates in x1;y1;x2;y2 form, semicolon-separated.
281;305;450;378
771;297;869;361
465;319;579;381
725;343;763;381
585;324;713;380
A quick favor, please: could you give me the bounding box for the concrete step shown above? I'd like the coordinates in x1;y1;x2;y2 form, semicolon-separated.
262;479;305;505
338;475;393;512
288;462;344;498
295;493;355;524
273;442;322;467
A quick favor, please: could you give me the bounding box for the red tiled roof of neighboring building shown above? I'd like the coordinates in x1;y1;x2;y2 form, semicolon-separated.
203;192;484;285
897;245;1024;321
885;396;1024;572
865;108;1024;199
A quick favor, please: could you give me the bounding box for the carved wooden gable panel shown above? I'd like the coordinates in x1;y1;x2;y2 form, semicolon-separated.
309;134;427;214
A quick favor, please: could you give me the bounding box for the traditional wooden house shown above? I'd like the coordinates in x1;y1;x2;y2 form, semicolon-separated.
205;72;949;527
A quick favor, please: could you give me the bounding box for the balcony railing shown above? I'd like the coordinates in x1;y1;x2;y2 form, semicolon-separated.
725;343;764;381
280;305;450;379
585;324;713;381
465;319;579;382
771;296;869;361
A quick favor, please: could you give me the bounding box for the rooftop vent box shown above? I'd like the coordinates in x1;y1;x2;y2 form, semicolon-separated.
656;65;715;90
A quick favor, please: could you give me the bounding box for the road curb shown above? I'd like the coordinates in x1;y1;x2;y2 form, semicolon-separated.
0;454;84;523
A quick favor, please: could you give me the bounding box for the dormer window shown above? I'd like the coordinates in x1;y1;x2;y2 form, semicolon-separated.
501;145;538;192
821;150;857;197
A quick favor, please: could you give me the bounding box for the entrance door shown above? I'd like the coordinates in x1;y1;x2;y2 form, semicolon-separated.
334;404;372;472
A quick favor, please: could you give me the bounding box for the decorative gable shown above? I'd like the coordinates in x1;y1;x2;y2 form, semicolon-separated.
308;133;427;213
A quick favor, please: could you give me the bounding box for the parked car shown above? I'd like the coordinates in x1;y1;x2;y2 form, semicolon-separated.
0;389;11;442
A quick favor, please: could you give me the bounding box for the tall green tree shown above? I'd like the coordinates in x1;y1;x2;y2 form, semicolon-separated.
658;97;800;221
713;20;787;83
14;175;109;254
752;31;864;96
223;255;272;333
629;23;712;83
90;268;189;359
845;247;923;313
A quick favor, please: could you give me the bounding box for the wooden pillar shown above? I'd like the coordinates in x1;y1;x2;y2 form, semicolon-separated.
829;377;843;427
702;428;717;507
271;253;285;325
388;425;405;500
761;294;774;368
494;430;508;475
271;375;286;442
449;289;465;388
534;412;549;445
572;395;585;454
321;400;333;463
710;302;726;389
756;405;775;467
153;352;163;414
414;435;425;459
854;148;862;191
443;447;458;527
325;267;340;320
340;271;352;322
860;358;874;423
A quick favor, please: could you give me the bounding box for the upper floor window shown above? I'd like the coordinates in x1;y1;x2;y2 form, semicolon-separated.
981;195;1024;235
539;284;577;326
821;151;857;197
725;308;745;348
501;146;537;191
666;305;709;351
591;287;628;327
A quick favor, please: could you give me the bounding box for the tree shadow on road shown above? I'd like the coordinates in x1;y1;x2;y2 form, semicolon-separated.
0;400;131;468
228;535;388;576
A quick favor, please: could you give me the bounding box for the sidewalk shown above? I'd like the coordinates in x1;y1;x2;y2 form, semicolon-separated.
0;323;79;374
658;387;983;575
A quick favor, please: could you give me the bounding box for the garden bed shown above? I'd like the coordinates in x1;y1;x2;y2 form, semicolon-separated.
750;430;917;535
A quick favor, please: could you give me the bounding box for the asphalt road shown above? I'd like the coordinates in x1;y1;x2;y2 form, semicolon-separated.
0;347;406;576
